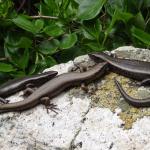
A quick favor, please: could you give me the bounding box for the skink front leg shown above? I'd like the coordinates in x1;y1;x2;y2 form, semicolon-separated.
40;97;59;114
73;62;90;93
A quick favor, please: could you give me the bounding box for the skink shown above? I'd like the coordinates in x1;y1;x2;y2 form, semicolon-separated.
0;62;108;113
114;79;150;107
0;71;58;98
88;52;150;81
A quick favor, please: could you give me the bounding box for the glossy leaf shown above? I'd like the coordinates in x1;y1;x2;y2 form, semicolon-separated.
39;39;59;54
20;48;29;70
85;42;104;51
44;24;64;37
43;0;59;15
35;19;44;32
12;15;38;34
0;0;13;18
133;12;145;29
10;49;29;70
78;0;107;20
131;26;150;46
74;0;80;4
82;29;95;40
60;33;77;49
83;19;102;39
4;35;32;52
0;63;15;72
45;56;57;67
105;0;125;15
143;0;150;7
105;9;133;38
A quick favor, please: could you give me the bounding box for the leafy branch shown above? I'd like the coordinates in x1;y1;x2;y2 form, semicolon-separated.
0;0;150;83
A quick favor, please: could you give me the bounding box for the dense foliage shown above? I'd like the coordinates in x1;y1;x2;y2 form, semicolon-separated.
0;0;150;82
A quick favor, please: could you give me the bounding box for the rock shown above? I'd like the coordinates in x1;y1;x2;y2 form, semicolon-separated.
0;46;150;150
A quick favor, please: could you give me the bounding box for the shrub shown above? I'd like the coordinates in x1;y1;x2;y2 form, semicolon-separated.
0;0;150;82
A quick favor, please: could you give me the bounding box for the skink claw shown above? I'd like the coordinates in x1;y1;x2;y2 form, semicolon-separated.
40;96;59;114
46;103;60;114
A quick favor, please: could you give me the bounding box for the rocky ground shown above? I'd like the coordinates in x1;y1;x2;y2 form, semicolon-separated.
0;46;150;150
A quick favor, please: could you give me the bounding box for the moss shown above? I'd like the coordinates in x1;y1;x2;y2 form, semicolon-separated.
91;72;150;129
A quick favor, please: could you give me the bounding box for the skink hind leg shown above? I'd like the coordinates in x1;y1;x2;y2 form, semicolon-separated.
23;87;37;97
40;97;59;114
23;83;38;97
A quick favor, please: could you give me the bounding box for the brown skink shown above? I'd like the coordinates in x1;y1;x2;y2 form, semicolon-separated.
114;79;150;107
0;71;58;98
89;52;150;81
0;62;108;113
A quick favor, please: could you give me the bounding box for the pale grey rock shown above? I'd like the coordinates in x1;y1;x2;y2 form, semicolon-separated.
0;46;150;150
74;108;150;150
113;46;150;61
138;87;150;98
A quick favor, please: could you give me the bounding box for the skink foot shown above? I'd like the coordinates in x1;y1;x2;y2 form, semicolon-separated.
40;97;60;114
46;103;60;114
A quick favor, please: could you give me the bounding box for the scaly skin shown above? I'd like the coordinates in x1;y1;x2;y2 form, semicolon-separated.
114;79;150;107
0;71;58;98
89;52;150;81
0;62;108;113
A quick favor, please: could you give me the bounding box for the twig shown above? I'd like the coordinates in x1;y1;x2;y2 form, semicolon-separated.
17;0;26;12
146;17;150;26
0;57;8;61
30;15;58;19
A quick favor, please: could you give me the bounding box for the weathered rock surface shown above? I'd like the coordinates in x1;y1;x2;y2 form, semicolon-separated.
0;46;150;150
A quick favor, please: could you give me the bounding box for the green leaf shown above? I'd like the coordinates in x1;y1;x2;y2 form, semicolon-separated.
12;15;37;34
83;19;102;40
0;63;15;72
105;0;125;16
20;48;29;70
60;33;77;49
131;26;150;46
143;0;150;8
116;11;133;22
10;71;26;78
34;19;44;32
74;0;80;4
39;39;59;54
104;9;133;43
43;0;59;15
44;24;64;37
17;37;32;48
11;49;29;70
5;35;32;51
45;56;57;67
0;0;13;18
133;12;145;29
85;42;104;51
77;0;107;20
82;29;95;40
